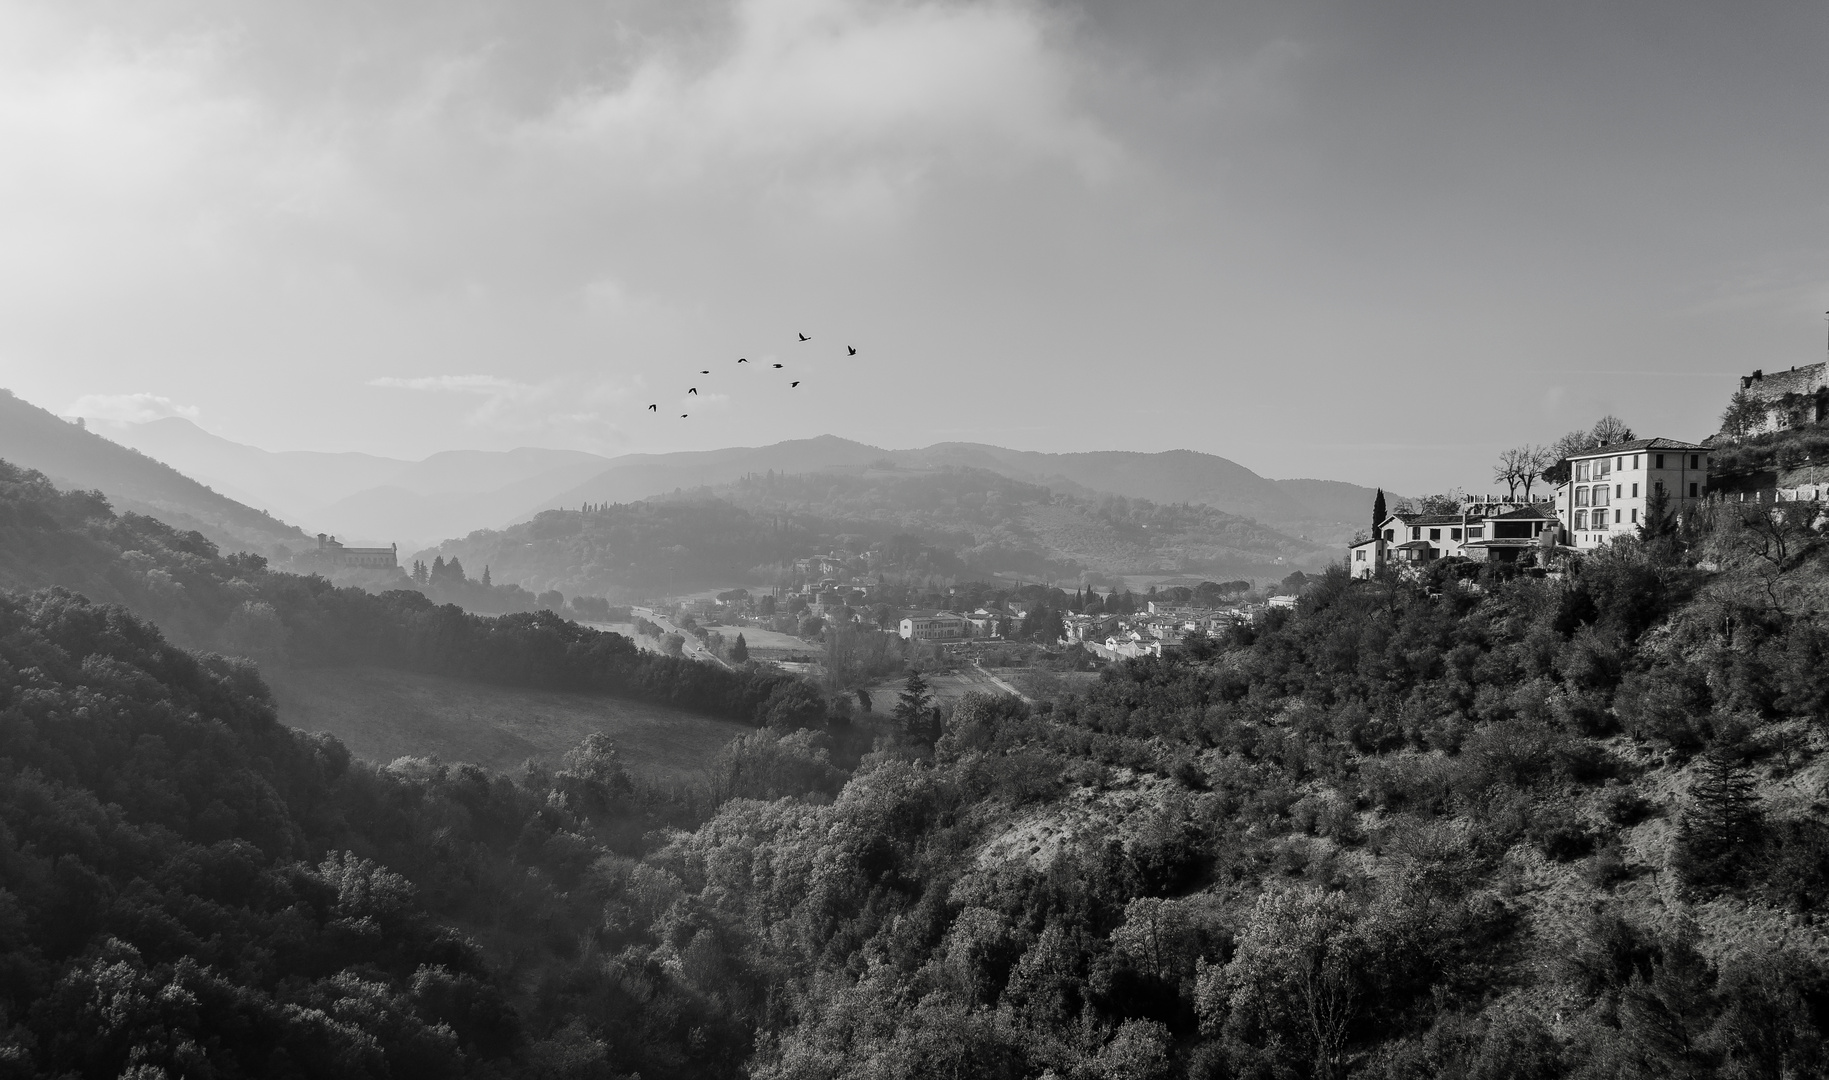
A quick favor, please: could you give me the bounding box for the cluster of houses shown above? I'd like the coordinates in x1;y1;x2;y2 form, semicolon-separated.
896;597;1293;659
1347;436;1717;577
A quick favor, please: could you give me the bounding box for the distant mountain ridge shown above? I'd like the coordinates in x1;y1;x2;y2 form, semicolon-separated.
0;389;305;553
418;463;1328;600
529;436;1385;546
91;415;614;546
84;412;1389;549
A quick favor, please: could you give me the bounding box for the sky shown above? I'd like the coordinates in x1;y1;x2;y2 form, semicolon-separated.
2;0;1827;493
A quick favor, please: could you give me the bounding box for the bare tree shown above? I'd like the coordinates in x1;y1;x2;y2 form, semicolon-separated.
1493;447;1527;498
1590;415;1634;445
1519;445;1551;501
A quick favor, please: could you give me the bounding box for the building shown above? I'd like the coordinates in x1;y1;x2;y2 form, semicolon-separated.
1555;439;1710;551
1350;502;1559;578
899;611;968;641
316;533;398;570
1727;363;1829;437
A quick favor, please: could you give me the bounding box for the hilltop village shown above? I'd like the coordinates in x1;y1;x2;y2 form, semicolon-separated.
1347;360;1829;577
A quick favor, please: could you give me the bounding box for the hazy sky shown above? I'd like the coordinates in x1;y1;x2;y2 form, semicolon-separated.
3;0;1827;492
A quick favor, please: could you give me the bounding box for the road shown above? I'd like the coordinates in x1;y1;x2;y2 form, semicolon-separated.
632;607;732;669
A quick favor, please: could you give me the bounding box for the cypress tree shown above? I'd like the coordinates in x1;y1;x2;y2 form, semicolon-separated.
730;633;749;663
1672;746;1765;894
894;669;938;747
1373;488;1387;532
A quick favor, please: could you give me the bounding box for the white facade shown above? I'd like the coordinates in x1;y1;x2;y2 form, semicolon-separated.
1556;440;1709;550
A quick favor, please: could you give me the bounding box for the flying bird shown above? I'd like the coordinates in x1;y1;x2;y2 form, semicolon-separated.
737;358;748;363
791;381;800;387
681;414;689;418
648;404;657;411
773;363;784;369
688;388;698;395
700;369;710;374
797;333;810;341
847;345;856;356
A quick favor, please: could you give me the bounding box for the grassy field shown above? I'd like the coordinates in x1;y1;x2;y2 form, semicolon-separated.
263;666;750;777
864;664;1031;708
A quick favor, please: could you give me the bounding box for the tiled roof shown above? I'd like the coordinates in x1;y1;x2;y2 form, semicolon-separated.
1490;504;1556;520
1564;437;1708;459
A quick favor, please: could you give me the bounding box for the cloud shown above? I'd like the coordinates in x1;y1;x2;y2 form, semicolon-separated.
66;392;201;423
367;374;529;393
524;0;1120;216
368;372;636;449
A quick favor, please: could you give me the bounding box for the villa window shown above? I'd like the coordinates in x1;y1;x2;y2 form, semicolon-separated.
1383;529;1393;541
1689;482;1698;498
1631;509;1638;522
1655;480;1665;496
1656;453;1665;469
1429;528;1441;541
1691;455;1700;469
1593;486;1609;507
1412;527;1421;540
1575;510;1588;529
1575;487;1590;507
1451;528;1462;540
1468;526;1484;538
1633;455;1641;469
1631;483;1638;497
1597;458;1612;478
1575;461;1591;481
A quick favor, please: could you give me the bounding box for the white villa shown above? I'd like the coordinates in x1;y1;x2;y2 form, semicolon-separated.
1555;439;1710;550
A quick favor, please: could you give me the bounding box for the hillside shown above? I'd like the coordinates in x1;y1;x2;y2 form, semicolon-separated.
419;466;1326;599
0;389;307;553
7;445;1829;1076
0;455;814;727
527;437;1384;545
93;415;613;546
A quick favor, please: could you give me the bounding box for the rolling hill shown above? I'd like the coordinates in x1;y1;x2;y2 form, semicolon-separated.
0;389;307;553
87;407;1388;552
528;437;1386;547
416;465;1327;600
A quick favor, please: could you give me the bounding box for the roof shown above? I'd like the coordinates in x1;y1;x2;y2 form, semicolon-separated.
1395;540;1435;550
1382;512;1472;527
1489;504;1556;520
1464;537;1543;548
1564;437;1709;459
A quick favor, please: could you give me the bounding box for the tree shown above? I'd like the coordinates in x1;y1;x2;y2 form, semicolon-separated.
1372;488;1387;531
855;687;872;712
894;669;939;746
663;632;686;657
1494;448;1529;498
1520;445;1551;500
1592;415;1635;445
729;633;749;663
1720;389;1764;441
482;564;492;587
1672;745;1765;895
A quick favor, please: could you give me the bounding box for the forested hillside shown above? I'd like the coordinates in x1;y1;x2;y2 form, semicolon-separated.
0;458;809;725
7;445;1829;1077
426;466;1322;599
0;389;307;554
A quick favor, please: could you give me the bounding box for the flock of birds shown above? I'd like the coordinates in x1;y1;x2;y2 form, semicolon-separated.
649;332;857;417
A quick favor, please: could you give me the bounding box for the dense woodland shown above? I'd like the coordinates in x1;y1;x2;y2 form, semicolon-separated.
5;455;1829;1077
